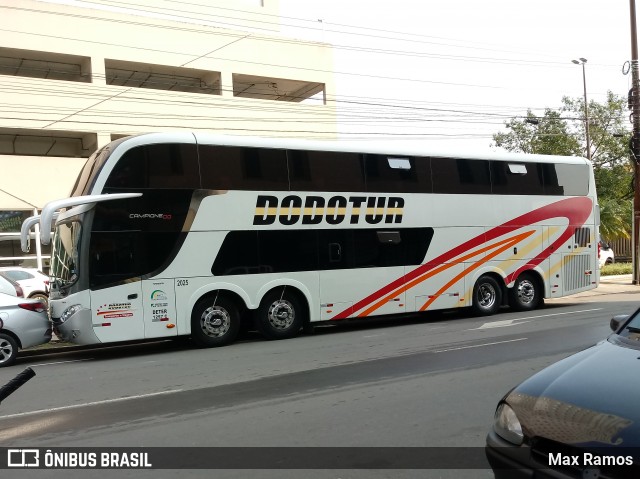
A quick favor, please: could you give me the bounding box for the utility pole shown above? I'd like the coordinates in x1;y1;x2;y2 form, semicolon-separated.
630;0;640;284
572;58;591;161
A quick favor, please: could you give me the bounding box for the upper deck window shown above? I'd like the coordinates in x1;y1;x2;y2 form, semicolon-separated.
104;143;200;189
199;145;288;191
491;161;545;195
288;150;366;192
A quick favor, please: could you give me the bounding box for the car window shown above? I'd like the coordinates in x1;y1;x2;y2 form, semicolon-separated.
1;270;33;281
0;275;18;296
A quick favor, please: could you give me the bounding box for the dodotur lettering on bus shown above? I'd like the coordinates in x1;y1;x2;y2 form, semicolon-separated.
253;195;405;226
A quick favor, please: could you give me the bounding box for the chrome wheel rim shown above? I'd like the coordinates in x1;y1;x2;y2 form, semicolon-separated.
477;283;497;309
200;306;231;338
0;338;14;364
267;300;295;330
516;279;535;305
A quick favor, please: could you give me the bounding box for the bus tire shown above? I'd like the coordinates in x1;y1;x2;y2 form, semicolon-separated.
0;333;18;368
471;275;502;316
508;273;542;311
190;295;240;347
255;289;305;340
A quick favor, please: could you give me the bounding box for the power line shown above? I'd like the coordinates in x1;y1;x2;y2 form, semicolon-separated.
67;0;622;67
1;4;620;71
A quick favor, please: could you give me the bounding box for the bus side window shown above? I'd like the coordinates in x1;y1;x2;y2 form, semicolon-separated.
288;150;366;192
328;243;342;263
490;161;545;195
105;144;199;189
199;145;288;191
431;157;491;194
318;230;351;269
543;163;589;196
364;155;426;193
89;233;140;287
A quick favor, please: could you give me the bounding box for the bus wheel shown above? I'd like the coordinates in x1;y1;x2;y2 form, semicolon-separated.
256;289;305;340
191;295;240;347
472;276;502;316
508;273;542;311
0;333;18;367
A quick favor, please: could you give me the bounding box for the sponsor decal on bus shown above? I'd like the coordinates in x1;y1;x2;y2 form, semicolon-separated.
96;303;134;319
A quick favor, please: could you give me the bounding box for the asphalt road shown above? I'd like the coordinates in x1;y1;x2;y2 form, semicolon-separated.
0;279;638;479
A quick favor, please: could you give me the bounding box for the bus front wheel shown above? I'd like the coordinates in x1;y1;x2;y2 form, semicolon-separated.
255;289;305;340
472;276;502;316
191;295;241;347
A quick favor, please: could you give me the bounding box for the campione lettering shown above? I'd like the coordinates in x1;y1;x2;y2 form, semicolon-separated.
129;213;172;220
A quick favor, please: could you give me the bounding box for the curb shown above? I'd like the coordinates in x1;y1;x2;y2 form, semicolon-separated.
20;342;95;357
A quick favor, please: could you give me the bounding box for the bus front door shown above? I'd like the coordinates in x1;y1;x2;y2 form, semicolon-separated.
91;282;145;343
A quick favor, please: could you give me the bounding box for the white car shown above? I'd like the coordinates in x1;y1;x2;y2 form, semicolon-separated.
0;273;24;297
598;240;615;268
0;267;49;302
0;292;52;367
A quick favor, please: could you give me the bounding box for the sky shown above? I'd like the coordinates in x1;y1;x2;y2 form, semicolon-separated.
41;0;637;152
278;0;635;151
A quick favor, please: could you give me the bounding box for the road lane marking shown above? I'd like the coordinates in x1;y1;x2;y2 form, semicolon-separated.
470;307;604;330
0;389;183;420
515;307;603;321
28;359;92;367
432;337;527;353
475;319;532;329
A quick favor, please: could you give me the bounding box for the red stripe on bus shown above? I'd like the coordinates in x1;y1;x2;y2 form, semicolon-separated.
330;197;592;320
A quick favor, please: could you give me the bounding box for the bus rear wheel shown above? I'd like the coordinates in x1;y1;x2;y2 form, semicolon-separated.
508;273;542;311
191;295;240;347
255;289;305;340
472;275;502;316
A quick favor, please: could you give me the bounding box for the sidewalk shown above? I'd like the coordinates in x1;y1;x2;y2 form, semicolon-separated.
565;274;639;298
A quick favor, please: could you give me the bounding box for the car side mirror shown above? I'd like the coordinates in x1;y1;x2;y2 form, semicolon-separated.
610;314;630;332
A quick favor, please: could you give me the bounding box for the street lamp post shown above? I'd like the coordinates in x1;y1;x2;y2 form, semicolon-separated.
572;58;591;161
628;0;640;285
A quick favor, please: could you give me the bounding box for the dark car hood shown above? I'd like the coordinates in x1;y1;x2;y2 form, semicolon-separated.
506;337;640;446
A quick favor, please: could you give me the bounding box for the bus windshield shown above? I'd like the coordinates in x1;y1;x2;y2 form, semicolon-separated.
50;220;82;290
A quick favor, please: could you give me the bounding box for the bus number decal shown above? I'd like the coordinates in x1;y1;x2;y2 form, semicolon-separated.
177;279;189;286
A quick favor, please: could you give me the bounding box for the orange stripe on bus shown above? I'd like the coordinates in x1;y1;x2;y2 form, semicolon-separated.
356;230;534;317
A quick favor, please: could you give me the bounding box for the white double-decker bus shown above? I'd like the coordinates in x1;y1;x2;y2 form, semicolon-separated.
22;132;599;347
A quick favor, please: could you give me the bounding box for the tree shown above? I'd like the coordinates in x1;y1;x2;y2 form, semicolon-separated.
492;92;633;240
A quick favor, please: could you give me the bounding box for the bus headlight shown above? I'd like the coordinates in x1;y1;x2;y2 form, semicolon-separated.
493;403;524;445
58;304;82;324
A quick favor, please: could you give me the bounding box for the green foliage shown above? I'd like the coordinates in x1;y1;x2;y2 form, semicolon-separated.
492;92;633;240
493;110;581;156
599;197;631;239
601;262;633;275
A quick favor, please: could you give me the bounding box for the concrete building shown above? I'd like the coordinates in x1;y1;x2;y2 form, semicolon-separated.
0;0;336;270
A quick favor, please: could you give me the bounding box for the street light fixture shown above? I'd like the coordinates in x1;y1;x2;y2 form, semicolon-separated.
572;58;591;161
